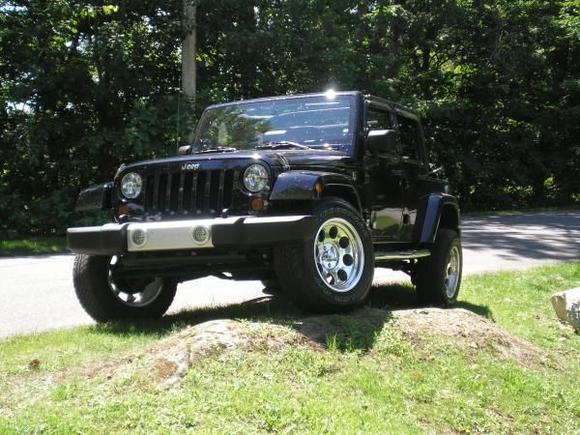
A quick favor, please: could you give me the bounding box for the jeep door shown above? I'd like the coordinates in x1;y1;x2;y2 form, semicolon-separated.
394;110;429;242
364;102;405;243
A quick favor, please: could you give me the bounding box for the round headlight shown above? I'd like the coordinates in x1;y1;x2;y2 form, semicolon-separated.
121;172;142;199
243;164;269;193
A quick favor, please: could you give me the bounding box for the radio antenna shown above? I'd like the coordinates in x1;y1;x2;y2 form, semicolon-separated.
176;84;182;152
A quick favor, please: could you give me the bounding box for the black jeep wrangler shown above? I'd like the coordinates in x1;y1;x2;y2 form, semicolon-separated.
67;91;462;321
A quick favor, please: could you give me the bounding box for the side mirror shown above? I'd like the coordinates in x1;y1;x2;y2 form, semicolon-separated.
178;145;192;156
367;129;398;154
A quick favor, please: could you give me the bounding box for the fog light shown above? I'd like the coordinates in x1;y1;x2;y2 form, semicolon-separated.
131;228;147;247
192;225;211;245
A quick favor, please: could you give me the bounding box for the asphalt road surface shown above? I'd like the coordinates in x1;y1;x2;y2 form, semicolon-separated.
1;211;579;339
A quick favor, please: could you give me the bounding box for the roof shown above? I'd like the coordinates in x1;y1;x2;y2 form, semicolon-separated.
364;95;420;121
205;91;362;110
205;91;420;121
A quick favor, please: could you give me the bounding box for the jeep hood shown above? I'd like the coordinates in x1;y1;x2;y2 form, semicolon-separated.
119;149;356;176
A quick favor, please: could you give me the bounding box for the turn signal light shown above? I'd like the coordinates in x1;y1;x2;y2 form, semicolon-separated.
118;203;129;216
250;197;264;211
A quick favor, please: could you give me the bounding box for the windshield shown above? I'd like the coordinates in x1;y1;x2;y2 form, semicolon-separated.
193;94;356;152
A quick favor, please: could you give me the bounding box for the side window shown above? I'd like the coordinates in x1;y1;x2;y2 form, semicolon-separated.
397;116;420;161
367;108;392;130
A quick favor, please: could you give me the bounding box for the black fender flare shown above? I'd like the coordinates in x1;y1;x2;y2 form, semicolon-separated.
415;193;460;244
269;171;362;211
76;182;113;212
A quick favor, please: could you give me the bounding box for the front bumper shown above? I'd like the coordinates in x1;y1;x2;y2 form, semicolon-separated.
67;215;314;255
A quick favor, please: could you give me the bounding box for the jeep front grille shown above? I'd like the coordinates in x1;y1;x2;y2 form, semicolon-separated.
143;168;237;217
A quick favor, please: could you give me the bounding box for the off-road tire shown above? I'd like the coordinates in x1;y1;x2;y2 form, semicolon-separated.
274;198;374;313
414;229;462;306
73;254;177;322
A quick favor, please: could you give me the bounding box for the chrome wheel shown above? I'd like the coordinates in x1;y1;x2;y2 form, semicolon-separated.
107;256;164;308
445;246;461;298
314;218;365;293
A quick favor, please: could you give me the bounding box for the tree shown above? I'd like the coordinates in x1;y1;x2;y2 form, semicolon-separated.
1;0;578;236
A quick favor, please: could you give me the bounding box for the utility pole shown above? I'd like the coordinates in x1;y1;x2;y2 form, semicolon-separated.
182;0;196;100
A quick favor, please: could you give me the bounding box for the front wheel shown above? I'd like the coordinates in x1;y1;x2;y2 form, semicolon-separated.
414;229;462;306
274;199;374;312
73;254;177;322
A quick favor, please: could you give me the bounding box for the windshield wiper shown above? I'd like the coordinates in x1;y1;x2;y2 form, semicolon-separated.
256;141;312;150
195;146;238;154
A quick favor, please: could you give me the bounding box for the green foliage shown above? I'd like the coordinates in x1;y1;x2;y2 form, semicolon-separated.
0;0;191;236
1;0;579;235
0;236;66;255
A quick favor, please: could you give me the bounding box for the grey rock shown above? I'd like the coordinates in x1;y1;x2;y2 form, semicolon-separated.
551;288;580;331
568;301;580;332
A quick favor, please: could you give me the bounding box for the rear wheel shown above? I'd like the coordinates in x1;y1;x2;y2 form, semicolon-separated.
414;229;462;306
73;254;177;322
275;199;374;312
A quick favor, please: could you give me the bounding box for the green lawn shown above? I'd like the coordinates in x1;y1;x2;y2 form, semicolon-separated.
0;263;578;433
0;237;66;256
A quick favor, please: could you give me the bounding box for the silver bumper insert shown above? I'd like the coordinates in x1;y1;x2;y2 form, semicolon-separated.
126;215;309;252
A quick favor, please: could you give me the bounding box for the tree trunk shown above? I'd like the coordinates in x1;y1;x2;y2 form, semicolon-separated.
182;0;196;100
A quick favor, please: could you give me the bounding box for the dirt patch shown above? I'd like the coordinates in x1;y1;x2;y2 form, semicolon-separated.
144;319;249;387
77;307;546;388
393;308;545;366
292;307;544;366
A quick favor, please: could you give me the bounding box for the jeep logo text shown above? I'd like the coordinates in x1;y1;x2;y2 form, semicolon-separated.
181;162;200;171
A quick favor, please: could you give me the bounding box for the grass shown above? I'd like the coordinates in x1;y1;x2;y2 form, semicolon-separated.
0;263;579;433
0;237;66;256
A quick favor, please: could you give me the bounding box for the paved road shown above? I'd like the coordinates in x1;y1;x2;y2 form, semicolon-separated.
1;211;578;338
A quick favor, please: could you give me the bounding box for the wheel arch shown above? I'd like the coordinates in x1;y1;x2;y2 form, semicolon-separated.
416;193;460;244
76;182;113;212
269;170;362;212
439;202;460;232
320;183;362;212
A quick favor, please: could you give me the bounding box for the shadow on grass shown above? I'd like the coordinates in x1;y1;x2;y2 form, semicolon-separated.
92;294;300;338
93;282;492;353
368;281;494;319
455;300;494;320
296;309;394;352
367;282;418;309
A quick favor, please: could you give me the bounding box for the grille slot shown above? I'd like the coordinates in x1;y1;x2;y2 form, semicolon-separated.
143;168;235;217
